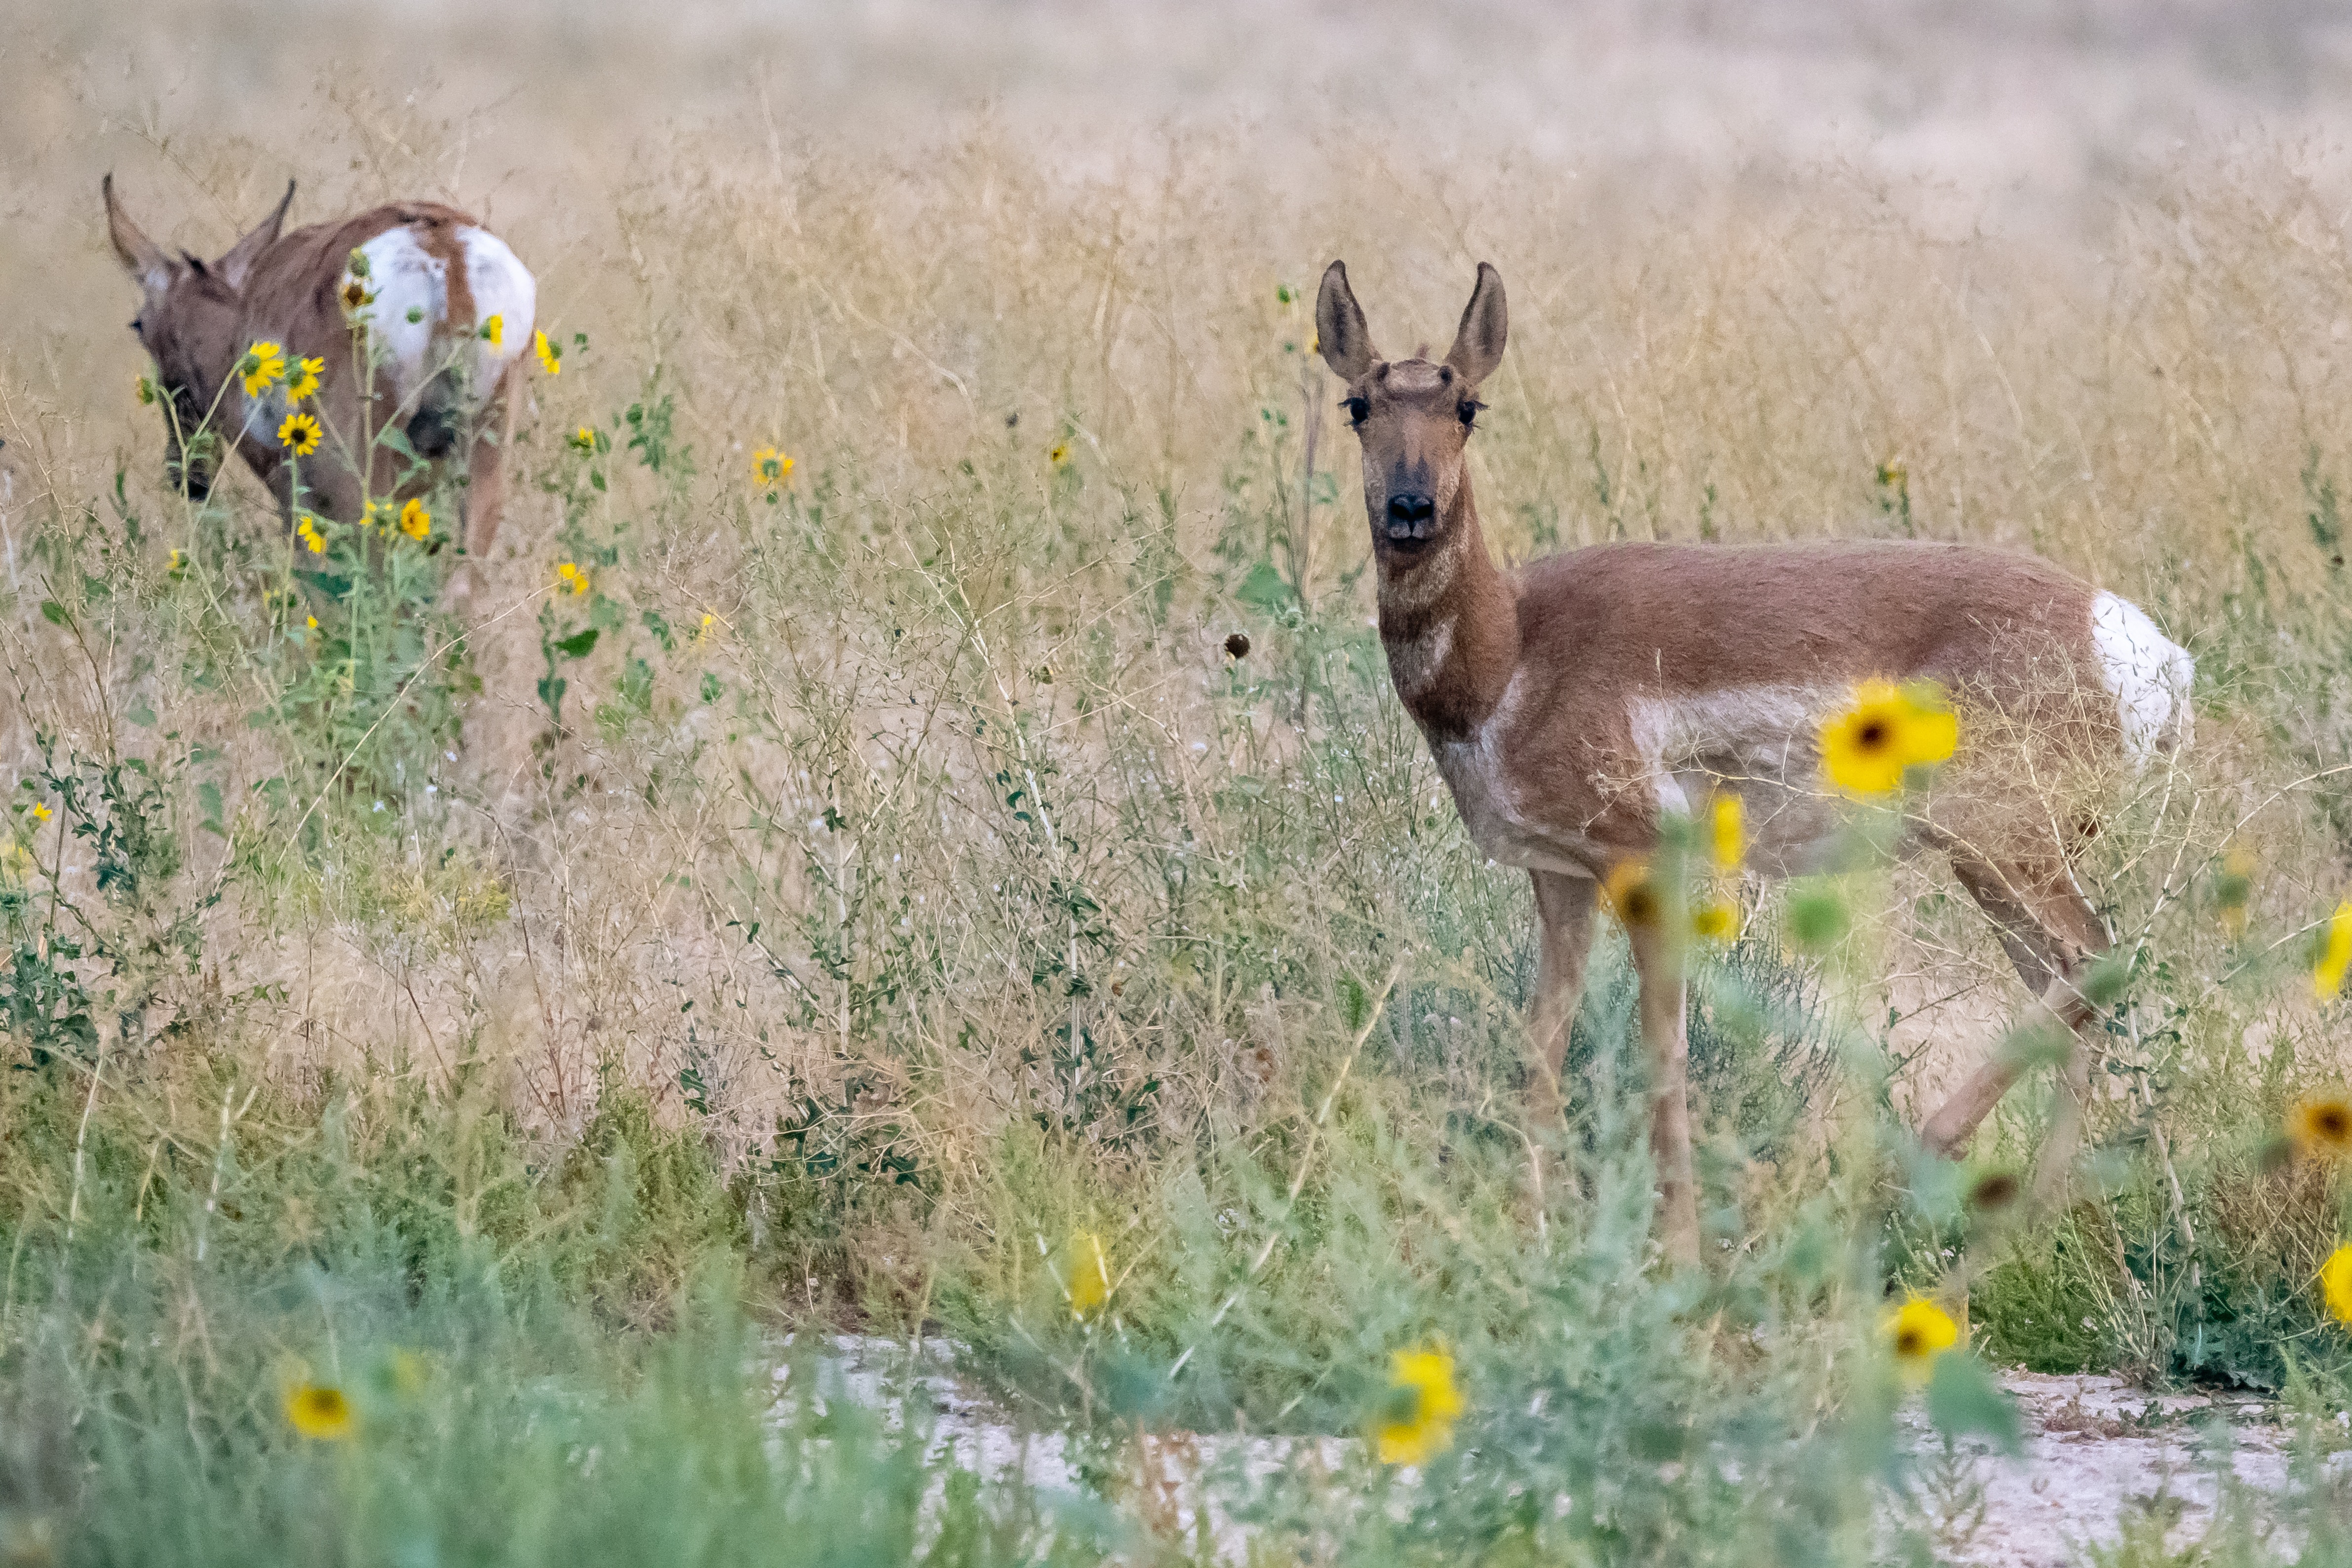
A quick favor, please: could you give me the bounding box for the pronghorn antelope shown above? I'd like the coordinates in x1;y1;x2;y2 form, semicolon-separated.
105;175;536;562
1315;260;2193;1264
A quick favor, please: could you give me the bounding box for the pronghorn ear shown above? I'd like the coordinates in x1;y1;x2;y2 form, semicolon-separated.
103;174;172;298
217;180;295;292
1443;263;1507;386
1315;260;1380;383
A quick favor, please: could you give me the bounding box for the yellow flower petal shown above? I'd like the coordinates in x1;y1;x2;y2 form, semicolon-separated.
1710;794;1745;872
2322;1245;2352;1324
1373;1346;1465;1466
2315;902;2352;1000
1063;1231;1110;1319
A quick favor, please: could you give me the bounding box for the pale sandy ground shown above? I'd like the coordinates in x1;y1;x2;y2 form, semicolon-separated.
798;1338;2352;1566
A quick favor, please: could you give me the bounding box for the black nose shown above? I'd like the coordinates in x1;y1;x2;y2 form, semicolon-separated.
1385;493;1437;542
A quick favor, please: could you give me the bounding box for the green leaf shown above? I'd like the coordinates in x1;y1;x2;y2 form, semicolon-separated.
552;628;599;660
1235;560;1296;612
1925;1352;2021;1454
39;600;70;627
126;701;157;728
1788;880;1850;951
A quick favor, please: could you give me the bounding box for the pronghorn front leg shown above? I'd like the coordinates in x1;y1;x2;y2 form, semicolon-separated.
1923;852;2109;1171
1626;916;1701;1266
1528;871;1597;1116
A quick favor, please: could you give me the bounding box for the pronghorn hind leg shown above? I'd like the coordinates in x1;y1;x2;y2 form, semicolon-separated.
1527;871;1597;1119
1626;916;1701;1266
449;367;520;611
463;366;521;562
1921;854;2110;1176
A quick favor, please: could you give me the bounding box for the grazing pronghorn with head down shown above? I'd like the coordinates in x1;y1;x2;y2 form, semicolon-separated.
1316;260;2193;1264
105;175;537;564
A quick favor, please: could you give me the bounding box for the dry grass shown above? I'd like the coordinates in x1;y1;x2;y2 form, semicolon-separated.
3;0;2352;1345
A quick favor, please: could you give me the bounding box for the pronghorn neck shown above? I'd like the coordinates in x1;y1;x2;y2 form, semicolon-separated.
1376;481;1518;740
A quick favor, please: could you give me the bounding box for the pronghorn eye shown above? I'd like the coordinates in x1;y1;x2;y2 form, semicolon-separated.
1343;396;1369;425
1459;399;1486;428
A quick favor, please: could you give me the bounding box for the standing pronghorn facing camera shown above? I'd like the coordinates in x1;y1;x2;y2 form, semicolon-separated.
105;175;537;565
1315;260;2193;1264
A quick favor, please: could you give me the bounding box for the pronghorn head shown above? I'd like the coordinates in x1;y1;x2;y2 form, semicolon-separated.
1315;260;1506;561
104;175;294;501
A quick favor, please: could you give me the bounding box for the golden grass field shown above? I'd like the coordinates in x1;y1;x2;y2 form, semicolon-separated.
6;5;2352;1563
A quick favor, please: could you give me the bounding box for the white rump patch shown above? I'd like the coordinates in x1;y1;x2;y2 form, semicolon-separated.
347;228;443;386
2090;592;2194;765
342;225;536;402
460;226;536;383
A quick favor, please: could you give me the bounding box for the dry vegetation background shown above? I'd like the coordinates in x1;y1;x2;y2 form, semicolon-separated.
15;6;2352;1564
7;0;2352;1329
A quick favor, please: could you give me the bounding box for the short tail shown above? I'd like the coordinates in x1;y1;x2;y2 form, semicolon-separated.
2092;592;2193;765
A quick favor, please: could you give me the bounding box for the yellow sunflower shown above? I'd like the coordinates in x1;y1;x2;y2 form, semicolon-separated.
278;412;322;457
1372;1346;1465;1467
535;330;561;376
295;515;325;555
399;498;431;541
283;1382;354;1440
752;447;793;489
482;313;503;349
1602;857;1660;929
1692;899;1737;942
285;356;323;402
2289;1095;2352;1162
569;426;597;454
1818;680;1959;798
1884;1296;1960;1381
240;340;287;398
1062;1230;1110;1319
555;561;589;596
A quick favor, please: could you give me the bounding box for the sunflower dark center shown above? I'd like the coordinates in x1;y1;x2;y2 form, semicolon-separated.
1894;1328;1923;1357
1856;721;1890;750
2320;1108;2349;1139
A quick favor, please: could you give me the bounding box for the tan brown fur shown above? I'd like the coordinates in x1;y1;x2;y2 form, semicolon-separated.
105;177;524;561
1317;259;2186;1264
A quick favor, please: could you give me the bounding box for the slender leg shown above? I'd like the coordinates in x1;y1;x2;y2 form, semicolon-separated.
1626;916;1701;1266
1528;871;1597;1116
1921;853;2109;1163
463;366;522;562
